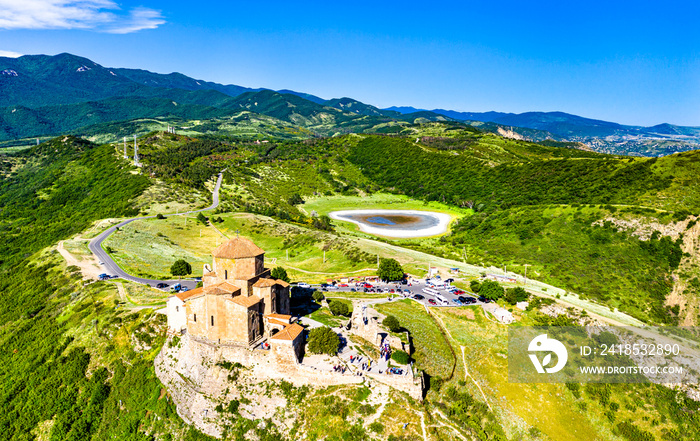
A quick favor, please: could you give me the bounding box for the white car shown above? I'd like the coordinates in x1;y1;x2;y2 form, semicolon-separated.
297;282;311;289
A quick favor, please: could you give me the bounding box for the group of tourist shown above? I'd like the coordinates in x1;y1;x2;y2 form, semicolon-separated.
332;364;346;373
380;343;392;361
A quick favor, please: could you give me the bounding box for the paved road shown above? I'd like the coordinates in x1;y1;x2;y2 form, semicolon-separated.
88;171;225;291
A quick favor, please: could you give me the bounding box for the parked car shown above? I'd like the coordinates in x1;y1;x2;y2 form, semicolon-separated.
403;289;411;294
338;283;349;287
452;299;462;305
350;288;356;292
478;296;491;303
180;286;189;293
327;285;338;290
413;294;425;300
454;289;465;295
428;299;437;305
297;282;311;288
156;282;169;289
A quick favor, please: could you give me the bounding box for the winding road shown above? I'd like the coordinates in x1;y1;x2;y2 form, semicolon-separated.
88;171;225;290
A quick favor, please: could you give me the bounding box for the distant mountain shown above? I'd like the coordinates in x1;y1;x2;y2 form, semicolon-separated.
2;52;699;155
325;98;401;118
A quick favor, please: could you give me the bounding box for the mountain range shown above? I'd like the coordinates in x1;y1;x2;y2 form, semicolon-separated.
2;52;699;155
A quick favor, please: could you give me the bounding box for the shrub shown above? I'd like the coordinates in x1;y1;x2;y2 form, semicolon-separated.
156;213;165;219
479;280;504;300
470;280;481;293
504;287;529;304
383;315;401;332
307;327;340;356
391;350;410;365
329;300;350;317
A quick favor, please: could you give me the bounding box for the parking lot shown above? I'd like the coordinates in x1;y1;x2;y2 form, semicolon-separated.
305;278;489;308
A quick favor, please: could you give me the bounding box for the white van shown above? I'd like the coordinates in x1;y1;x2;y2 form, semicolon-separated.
435;293;449;305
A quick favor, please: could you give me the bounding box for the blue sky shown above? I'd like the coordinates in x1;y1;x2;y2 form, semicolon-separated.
1;0;699;126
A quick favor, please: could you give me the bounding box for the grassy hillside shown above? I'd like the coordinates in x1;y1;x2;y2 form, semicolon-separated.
103;129;700;324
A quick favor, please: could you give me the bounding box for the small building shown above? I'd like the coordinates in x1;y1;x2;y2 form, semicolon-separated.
485;274;517;284
516;301;529;311
493;308;514;324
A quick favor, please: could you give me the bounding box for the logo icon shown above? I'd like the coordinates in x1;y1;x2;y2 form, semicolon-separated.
528;334;568;374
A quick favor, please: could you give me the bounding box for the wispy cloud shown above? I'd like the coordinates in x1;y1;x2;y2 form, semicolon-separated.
0;50;23;57
105;7;164;34
0;0;165;33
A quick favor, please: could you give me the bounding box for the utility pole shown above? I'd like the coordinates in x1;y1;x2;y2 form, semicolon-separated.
133;135;139;166
123;137;127;159
523;264;530;285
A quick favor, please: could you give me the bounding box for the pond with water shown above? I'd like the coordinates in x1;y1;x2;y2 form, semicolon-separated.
328;210;452;238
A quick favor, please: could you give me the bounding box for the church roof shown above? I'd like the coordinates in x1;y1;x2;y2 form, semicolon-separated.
203;282;239;295
212;237;264;259
265;313;292;321
229;295;261;308
270;323;305;341
253;278;277;288
175;286;203;301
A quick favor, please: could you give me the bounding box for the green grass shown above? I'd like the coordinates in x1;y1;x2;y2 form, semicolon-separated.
307;306;345;327
103;216;219;279
375;299;454;378
431;306;694;441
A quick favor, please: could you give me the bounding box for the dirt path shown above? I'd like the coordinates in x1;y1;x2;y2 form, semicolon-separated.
461;346;492;412
419;412;428;441
57;240;102;280
432;408;469;441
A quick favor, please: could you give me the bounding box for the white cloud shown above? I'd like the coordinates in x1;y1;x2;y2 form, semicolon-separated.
0;50;23;57
0;0;164;33
105;7;164;34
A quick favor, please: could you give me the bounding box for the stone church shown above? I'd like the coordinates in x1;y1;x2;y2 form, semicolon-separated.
167;237;303;352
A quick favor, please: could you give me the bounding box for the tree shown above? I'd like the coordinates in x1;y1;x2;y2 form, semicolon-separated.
504;287;529;305
271;266;290;283
287;193;304;205
156;213;165;219
312;291;325;302
329;300;350;317
196;212;208;224
170;259;192;277
383;315;401;332
470;280;481;293
480;280;504;300
307;327;340;356
378;258;404;282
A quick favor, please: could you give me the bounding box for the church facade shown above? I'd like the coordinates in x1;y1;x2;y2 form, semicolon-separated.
167;237;302;353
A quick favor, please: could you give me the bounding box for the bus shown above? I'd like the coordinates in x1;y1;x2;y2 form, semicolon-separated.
422;287;439;296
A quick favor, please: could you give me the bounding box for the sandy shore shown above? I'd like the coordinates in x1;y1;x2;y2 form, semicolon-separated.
329;209;452;238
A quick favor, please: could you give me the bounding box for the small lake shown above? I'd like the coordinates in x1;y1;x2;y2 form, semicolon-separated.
328;210;451;238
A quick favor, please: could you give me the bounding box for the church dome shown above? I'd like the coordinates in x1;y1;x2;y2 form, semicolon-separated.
212;237;264;259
